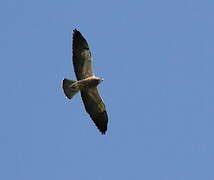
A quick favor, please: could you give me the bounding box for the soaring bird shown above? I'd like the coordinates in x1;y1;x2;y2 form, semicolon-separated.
62;29;108;134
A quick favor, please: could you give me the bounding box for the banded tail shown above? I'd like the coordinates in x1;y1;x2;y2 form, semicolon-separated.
62;78;79;99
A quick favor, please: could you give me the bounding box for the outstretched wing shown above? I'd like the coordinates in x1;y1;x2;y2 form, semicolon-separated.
72;29;93;80
81;88;108;134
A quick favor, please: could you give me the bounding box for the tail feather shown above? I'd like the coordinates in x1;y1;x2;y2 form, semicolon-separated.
62;78;79;99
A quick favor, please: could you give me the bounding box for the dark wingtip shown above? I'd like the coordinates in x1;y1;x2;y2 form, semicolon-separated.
91;111;108;135
73;28;78;33
72;29;89;50
101;131;106;135
73;29;82;36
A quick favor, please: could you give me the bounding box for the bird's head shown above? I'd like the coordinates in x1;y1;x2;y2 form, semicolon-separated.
94;76;104;85
99;77;104;82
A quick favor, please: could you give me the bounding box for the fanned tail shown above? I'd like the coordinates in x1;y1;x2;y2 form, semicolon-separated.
62;78;79;99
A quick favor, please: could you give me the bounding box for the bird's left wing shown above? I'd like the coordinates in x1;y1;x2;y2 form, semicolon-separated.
81;88;108;134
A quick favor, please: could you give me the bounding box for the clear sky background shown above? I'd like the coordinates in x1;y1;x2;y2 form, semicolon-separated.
1;0;214;179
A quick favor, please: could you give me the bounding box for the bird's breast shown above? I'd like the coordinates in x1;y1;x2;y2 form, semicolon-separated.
77;78;99;90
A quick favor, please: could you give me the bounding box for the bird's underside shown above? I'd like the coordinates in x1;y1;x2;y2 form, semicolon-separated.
62;29;108;134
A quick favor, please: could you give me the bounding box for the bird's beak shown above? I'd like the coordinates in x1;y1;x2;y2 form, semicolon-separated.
100;78;104;82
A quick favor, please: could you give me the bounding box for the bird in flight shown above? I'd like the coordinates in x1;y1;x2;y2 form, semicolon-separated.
62;29;108;134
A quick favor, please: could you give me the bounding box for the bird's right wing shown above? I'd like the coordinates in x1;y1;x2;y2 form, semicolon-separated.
72;29;94;80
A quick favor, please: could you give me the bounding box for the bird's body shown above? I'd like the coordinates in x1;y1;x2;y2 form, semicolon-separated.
77;76;103;90
62;29;108;134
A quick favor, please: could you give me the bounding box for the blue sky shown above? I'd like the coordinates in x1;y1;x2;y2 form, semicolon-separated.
1;0;214;179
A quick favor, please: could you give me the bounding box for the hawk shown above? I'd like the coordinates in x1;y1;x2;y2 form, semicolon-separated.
62;29;108;134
